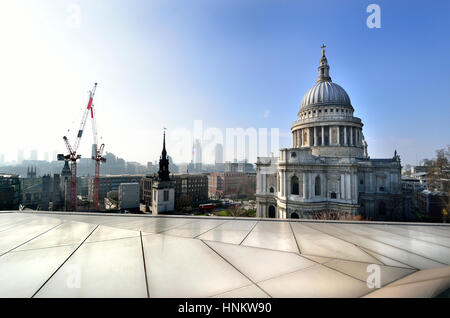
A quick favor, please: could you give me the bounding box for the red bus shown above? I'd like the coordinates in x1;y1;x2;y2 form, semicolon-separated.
199;203;215;213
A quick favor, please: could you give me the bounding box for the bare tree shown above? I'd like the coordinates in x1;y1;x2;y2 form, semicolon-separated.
228;205;246;217
313;210;365;221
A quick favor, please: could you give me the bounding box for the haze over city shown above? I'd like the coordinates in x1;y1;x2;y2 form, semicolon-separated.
1;0;449;166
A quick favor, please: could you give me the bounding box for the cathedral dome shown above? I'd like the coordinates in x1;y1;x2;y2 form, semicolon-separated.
301;81;351;109
300;45;352;110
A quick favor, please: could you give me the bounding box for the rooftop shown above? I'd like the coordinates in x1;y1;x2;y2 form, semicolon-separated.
0;211;449;298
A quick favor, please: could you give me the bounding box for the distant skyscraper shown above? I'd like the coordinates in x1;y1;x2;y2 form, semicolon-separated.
29;149;38;161
17;149;24;164
214;143;224;164
214;143;225;172
194;139;202;171
44;152;49;162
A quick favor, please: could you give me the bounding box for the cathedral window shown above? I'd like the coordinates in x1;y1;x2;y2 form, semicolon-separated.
164;190;169;201
330;192;337;199
270;187;274;193
315;176;321;196
291;176;299;195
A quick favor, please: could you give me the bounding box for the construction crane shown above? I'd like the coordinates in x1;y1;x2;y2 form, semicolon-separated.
90;96;106;211
58;83;98;211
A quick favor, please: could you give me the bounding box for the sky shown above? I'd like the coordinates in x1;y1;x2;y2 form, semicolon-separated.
0;0;449;166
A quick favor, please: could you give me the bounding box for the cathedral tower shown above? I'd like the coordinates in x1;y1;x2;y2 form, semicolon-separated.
152;130;175;214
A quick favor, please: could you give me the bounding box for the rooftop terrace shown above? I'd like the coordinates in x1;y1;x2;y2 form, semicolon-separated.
0;211;449;298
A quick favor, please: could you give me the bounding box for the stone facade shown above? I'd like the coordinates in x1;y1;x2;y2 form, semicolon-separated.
256;47;404;221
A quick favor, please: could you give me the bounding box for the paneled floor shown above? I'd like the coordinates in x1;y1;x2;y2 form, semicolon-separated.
0;211;449;298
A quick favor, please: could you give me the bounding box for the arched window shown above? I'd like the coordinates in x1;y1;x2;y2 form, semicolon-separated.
268;205;276;218
291;212;299;219
291;176;299;195
269;187;274;193
315;175;321;196
330;192;337;199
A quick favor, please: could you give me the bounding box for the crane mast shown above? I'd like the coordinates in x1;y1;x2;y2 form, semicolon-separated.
59;83;97;211
90;101;106;211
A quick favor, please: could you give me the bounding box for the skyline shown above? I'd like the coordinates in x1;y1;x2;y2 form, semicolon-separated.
1;0;449;166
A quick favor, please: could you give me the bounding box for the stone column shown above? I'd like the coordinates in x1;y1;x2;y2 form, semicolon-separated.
303;172;307;199
301;129;304;146
337;126;340;145
340;174;345;200
321;173;326;198
350;127;353;146
314;127;318;146
329;126;332;145
344;126;347;145
345;174;351;200
285;171;288;200
308;128;312;147
321;126;324;146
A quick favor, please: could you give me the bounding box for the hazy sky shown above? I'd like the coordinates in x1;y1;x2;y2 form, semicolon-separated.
1;0;449;165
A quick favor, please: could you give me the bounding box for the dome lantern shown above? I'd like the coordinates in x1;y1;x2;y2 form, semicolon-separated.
317;44;332;83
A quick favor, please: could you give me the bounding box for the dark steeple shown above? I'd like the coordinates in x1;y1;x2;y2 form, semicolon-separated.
157;130;170;181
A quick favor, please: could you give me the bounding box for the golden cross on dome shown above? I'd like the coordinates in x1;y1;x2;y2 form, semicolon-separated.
321;44;326;57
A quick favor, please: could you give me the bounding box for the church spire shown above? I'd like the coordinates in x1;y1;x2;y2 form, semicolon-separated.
317;44;332;83
157;129;170;181
162;129;167;159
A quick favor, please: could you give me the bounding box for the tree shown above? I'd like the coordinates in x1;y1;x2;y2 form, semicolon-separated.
426;146;450;222
227;205;246;217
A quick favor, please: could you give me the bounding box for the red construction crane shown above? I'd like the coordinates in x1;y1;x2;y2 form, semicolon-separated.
58;83;98;211
90;97;106;211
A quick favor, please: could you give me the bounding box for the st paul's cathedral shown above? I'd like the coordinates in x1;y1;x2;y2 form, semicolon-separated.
256;46;408;220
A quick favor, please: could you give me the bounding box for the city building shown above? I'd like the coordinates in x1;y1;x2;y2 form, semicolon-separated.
0;174;21;210
27;166;37;178
141;173;209;212
208;172;252;199
118;182;140;211
173;174;208;210
88;174;143;205
256;47;405;220
224;160;255;173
